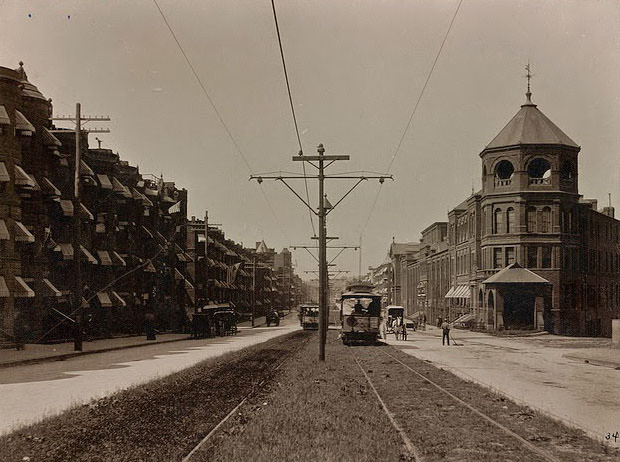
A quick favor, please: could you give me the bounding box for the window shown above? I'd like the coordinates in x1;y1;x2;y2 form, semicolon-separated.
527;246;538;268
494;208;503;234
560;160;574;180
539;207;551;233
495;160;514;183
542;247;552;268
505;247;515;266
527;207;536;232
493;248;503;269
506;208;514;233
528;158;552;184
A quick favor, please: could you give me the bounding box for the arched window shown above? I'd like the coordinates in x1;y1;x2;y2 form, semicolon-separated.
495;160;514;181
506;208;515;233
528;158;552;185
539;207;551;233
526;207;536;232
493;208;503;234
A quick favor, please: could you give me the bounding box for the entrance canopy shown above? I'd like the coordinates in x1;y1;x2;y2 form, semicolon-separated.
483;262;549;285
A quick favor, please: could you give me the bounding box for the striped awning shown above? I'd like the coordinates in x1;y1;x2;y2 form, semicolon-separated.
14;165;36;188
15;110;35;133
445;285;470;299
453;313;475;324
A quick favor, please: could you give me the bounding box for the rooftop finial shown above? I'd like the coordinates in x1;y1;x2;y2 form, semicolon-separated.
524;62;534;105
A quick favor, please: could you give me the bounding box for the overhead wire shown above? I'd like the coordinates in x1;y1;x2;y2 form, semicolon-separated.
359;0;464;240
152;0;291;242
270;0;317;237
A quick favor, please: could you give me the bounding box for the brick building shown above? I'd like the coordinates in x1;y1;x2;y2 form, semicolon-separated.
389;87;620;337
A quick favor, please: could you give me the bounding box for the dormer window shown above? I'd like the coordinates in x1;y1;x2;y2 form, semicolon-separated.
528;158;551;185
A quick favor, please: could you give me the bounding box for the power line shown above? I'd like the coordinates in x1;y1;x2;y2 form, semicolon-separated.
359;0;463;241
270;0;316;237
152;0;290;242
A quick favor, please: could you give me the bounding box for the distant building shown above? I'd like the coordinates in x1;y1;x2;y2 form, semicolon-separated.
388;87;620;337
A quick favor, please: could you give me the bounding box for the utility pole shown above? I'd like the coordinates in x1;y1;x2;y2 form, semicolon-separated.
204;211;209;305
53;104;110;351
252;254;257;327
251;143;392;361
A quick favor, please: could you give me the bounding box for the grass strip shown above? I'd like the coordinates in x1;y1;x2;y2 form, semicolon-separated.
0;331;309;462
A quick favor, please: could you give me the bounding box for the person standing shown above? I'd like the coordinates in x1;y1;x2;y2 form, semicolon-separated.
441;319;451;345
401;320;408;341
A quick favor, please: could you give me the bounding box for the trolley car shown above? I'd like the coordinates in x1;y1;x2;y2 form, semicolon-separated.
340;282;382;345
299;303;319;330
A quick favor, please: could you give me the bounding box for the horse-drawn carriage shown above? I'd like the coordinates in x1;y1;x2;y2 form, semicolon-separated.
192;303;238;338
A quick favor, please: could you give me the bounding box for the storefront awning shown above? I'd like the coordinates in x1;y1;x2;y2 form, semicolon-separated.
453;313;475;324
0;276;9;297
445;285;470;299
97;250;113;266
14;221;35;243
96;291;113;307
109;291;127;307
97;174;113;190
0;219;9;240
14;276;35;298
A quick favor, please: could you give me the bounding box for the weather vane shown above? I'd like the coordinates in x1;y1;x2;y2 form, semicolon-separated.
524;62;534;94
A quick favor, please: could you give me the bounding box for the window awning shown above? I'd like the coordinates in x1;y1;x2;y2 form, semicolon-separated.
0;162;9;183
0;105;10;125
60;199;74;217
111;251;126;267
15;110;35;133
455;285;471;299
97;250;113;266
97;174;113;190
110;291;127;307
80;160;95;176
14;165;36;188
39;278;62;297
80;203;94;221
176;252;189;262
14;221;35;243
174;268;184;280
0;276;9;297
41;127;62;147
40;177;61;197
96;291;113;308
185;279;195;303
0;219;9;240
143;187;158;197
57;243;73;260
95;223;105;233
80;246;98;264
140;225;154;239
14;276;35;298
143;260;156;273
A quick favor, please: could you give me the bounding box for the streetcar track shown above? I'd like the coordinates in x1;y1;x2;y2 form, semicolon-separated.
181;333;311;462
381;350;562;462
352;353;423;462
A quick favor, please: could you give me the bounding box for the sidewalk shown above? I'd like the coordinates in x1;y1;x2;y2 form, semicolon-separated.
0;312;294;369
0;333;190;369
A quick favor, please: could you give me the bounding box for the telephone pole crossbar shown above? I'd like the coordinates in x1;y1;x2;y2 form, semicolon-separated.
251;143;392;361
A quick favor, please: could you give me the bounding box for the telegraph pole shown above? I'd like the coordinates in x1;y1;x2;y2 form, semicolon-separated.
251;143;392;361
53;104;110;351
204;211;209;305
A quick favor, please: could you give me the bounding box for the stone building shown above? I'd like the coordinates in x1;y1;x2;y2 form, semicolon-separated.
390;87;620;336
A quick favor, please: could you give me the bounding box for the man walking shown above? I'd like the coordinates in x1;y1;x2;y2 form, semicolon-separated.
441;319;451;346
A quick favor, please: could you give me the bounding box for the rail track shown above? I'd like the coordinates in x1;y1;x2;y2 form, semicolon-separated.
351;345;565;462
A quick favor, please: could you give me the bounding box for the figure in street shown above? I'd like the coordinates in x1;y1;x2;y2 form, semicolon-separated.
441;319;450;345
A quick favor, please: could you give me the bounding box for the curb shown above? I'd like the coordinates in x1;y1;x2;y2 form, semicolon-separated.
0;336;192;370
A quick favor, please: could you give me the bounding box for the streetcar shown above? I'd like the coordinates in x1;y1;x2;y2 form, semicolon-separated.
299;303;319;330
385;305;405;333
340;282;382;345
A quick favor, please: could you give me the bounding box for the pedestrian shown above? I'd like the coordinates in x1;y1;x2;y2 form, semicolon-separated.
402;320;408;341
437;316;443;328
441;319;451;345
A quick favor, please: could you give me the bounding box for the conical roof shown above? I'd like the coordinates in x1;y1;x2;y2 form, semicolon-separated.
485;93;578;150
256;240;269;254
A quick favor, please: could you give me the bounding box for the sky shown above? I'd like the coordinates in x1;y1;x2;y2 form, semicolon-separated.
1;0;619;279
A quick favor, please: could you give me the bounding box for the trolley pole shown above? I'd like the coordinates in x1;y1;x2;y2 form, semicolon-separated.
53;104;110;351
250;143;392;361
